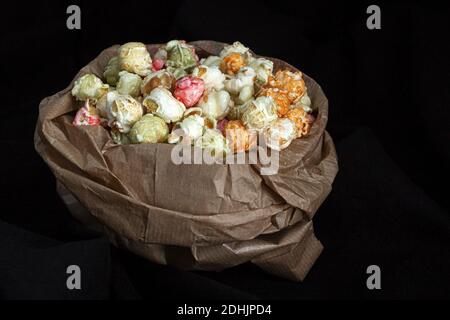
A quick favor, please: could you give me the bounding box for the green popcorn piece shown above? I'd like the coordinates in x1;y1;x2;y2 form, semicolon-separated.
71;73;109;102
116;71;142;97
129;114;169;144
166;40;198;72
103;56;121;86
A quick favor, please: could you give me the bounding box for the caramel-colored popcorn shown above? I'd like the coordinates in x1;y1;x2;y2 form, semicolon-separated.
268;70;306;103
285;107;313;138
220;53;246;75
224;120;256;153
258;87;291;117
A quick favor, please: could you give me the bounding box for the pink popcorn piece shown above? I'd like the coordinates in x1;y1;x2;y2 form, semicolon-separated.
216;118;229;135
152;58;165;72
73;100;101;126
173;76;205;108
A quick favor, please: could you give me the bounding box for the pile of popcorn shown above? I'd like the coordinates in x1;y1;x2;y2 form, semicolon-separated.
71;40;315;154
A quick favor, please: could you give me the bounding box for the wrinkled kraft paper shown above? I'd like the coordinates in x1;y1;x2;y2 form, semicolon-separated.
35;41;338;281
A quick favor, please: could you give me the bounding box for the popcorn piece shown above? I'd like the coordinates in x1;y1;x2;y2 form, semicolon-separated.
129;114;169;144
71;74;109;102
224;120;256;153
258;87;291;117
220;53;246;75
227;100;251;121
224;67;256;95
192;65;226;91
116;71;142;97
183;107;203;118
268;70;306;103
173;76;205;107
118;42;152;77
165;40;199;75
216;118;229;134
236;85;254;105
248;58;273;86
219;41;251;59
295;93;313;113
152;58;165;72
263;118;297;151
108;95;144;133
141;70;175;96
197;89;234;120
168;114;205;144
195;128;230;157
153;47;168;64
143;87;186;123
96;90;120;119
224;67;256;105
203;117;217;131
103;56;121;86
73;100;101;126
242;96;278;130
285;107;315;138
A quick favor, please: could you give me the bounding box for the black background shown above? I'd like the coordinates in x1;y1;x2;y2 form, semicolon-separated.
0;0;449;300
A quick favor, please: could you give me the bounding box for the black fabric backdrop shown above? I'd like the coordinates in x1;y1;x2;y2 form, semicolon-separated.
0;0;449;299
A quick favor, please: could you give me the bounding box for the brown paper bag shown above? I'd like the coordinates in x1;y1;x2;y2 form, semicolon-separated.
35;41;338;281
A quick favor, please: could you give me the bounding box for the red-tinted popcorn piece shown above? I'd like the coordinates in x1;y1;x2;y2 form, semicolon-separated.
73;100;101;126
216;118;229;134
152;58;165;72
173;76;205;108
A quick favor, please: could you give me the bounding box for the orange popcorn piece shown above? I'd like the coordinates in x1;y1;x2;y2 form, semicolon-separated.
220;53;246;75
268;70;306;103
224;120;256;153
285;107;313;138
258;87;291;117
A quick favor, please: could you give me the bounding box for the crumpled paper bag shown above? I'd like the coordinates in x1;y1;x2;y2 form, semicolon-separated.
35;41;338;281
